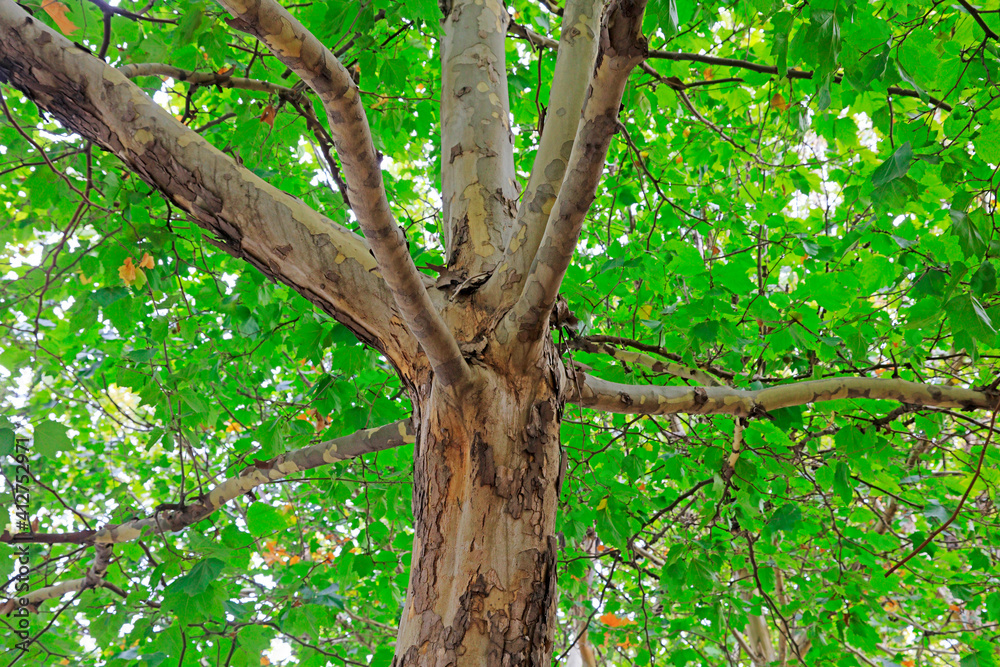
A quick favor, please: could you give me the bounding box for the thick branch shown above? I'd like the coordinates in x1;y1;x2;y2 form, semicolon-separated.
216;0;470;386
93;419;414;544
439;0;518;277
487;0;601;307
121;63;353;206
0;0;411;366
0;544;120;613
500;0;648;350
569;373;998;417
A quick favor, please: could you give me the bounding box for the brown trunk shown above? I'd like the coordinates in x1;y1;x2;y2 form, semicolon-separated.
393;343;566;665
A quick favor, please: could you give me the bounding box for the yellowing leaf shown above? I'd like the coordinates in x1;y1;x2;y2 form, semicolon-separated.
118;258;137;286
41;0;78;35
138;252;155;269
704;67;714;80
639;304;653;319
596;497;608;511
771;93;790;111
260;104;276;127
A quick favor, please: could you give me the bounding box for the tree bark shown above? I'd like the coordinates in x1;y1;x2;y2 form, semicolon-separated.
393;344;567;665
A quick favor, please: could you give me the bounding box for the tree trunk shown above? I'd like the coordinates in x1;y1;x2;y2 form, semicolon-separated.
394;343;567;665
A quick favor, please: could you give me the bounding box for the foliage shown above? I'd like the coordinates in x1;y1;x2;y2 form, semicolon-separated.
1;0;999;665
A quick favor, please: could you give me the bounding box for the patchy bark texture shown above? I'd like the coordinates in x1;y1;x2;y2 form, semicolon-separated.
440;0;518;280
393;343;567;666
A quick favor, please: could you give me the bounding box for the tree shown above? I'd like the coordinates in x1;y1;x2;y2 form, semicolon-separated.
0;0;998;663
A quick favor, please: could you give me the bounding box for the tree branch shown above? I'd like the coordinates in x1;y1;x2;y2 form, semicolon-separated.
956;0;999;41
0;420;414;613
487;0;601;307
216;0;470;387
500;0;649;351
0;0;412;367
99;419;415;544
120;62;300;97
568;373;999;417
0;544;122;614
647;50;953;111
439;0;518;278
120;63;354;207
509;26;954;111
1;420;413;549
568;338;723;386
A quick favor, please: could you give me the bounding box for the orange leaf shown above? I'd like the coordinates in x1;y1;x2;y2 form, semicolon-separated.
118;258;137;286
599;612;634;628
771;93;790;111
260;657;271;666
138;252;155;270
704;67;714;80
41;0;78;35
260;104;276;127
902;661;915;667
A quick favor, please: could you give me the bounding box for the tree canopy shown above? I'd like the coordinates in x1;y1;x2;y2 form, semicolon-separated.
1;0;999;665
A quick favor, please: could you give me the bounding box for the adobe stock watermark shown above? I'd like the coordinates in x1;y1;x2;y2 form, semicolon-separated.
6;428;33;654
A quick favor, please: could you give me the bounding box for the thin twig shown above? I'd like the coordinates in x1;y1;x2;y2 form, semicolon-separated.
884;397;1000;576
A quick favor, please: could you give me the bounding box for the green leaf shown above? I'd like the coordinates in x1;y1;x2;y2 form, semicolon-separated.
247;503;287;536
833;461;853;504
33;420;71;458
971;262;996;298
174;3;204;46
0;428;14;457
871;142;913;187
169;558;225;595
974;128;1000;164
658;0;679;36
986;592;1000;622
950;209;988;258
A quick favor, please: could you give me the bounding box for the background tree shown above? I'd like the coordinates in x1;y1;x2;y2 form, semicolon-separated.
0;0;999;665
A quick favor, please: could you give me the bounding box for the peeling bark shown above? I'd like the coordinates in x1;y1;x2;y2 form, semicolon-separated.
440;0;518;279
501;0;649;349
569;373;1000;416
486;0;601;309
217;0;471;387
393;344;567;665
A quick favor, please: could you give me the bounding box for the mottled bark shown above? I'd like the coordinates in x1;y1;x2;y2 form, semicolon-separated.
393;344;567;666
569;373;1000;416
486;0;601;306
501;0;648;349
440;0;518;280
218;0;471;387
